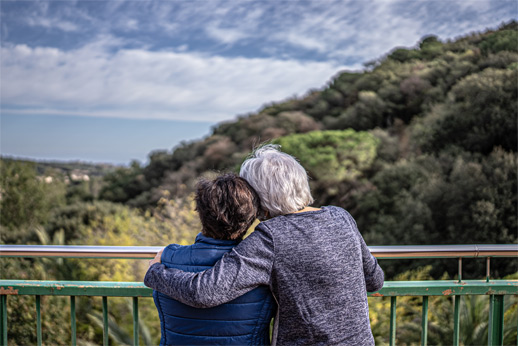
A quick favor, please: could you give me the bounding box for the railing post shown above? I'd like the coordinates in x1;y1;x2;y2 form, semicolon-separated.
102;296;109;346
390;296;397;345
453;296;460;346
36;295;42;346
0;295;6;346
486;257;491;282
459;257;462;282
71;296;77;346
421;296;428;346
133;297;139;346
453;257;461;346
488;295;504;345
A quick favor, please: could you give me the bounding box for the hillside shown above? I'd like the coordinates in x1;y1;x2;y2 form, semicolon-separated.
96;21;517;277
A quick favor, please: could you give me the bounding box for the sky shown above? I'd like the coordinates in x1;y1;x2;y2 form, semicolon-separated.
1;0;516;165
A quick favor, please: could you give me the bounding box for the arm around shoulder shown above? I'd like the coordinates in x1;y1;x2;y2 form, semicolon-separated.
144;225;275;308
144;262;216;308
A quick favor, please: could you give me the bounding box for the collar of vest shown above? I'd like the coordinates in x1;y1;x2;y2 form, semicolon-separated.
195;232;240;246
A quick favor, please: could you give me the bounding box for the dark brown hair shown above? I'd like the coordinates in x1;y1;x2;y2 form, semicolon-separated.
195;173;261;240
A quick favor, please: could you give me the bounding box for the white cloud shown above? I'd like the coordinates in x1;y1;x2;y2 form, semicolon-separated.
1;39;349;122
202;3;265;46
25;16;79;32
119;18;139;32
275;32;329;53
206;24;249;45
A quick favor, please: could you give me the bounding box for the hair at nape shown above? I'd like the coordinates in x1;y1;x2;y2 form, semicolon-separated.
239;144;314;217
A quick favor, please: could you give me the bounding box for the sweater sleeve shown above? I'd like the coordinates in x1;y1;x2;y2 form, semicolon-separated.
343;210;385;292
144;224;275;308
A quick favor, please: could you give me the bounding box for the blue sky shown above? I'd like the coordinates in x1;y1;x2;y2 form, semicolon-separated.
1;0;516;165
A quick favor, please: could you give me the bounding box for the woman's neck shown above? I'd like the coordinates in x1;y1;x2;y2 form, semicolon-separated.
292;206;321;214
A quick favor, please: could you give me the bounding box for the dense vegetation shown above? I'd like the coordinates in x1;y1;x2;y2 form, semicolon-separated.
1;21;517;345
98;21;517;277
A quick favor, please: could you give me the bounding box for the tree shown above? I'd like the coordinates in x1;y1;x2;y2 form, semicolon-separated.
479;28;518;55
352;149;517;279
274;129;379;205
98;161;149;204
388;48;421;63
329;91;387;130
419;35;444;60
0;159;66;243
414;68;517;155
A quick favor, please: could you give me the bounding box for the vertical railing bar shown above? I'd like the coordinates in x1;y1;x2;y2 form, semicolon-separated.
36;295;42;346
390;296;397;346
70;296;77;346
2;294;8;346
488;295;505;345
486;257;491;282
459;257;462;282
102;296;109;346
1;295;7;346
453;296;460;346
498;295;505;345
421;296;428;346
488;294;495;345
133;297;139;346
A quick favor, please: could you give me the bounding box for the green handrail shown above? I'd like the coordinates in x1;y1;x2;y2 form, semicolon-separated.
1;279;516;297
1;279;516;346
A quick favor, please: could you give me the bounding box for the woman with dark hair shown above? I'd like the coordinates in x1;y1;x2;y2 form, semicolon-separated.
145;145;384;345
147;173;276;345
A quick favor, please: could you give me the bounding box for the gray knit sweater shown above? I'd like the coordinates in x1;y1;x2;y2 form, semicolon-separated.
145;206;384;345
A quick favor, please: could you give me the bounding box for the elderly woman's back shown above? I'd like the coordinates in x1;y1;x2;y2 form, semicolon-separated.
255;206;382;344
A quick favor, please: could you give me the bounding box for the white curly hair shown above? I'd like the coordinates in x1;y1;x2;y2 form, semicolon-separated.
239;144;314;217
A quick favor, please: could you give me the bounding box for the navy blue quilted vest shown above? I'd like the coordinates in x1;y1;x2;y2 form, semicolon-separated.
153;233;276;345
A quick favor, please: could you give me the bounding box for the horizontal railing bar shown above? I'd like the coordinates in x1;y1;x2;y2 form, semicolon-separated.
371;280;518;297
0;245;164;259
369;244;518;259
1;244;517;259
0;280;516;297
0;281;153;297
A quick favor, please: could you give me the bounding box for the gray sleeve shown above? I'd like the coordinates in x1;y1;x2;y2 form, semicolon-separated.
343;210;384;292
144;224;274;308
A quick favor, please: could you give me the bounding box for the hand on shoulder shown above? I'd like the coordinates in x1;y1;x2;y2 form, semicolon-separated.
148;247;164;267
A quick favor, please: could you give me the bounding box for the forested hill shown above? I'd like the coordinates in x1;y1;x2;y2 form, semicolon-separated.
99;22;517;270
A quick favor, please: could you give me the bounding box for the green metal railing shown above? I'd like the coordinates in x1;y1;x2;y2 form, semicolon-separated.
0;281;149;346
1;244;517;346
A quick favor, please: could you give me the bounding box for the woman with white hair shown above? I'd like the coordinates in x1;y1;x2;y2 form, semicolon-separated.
145;144;384;345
